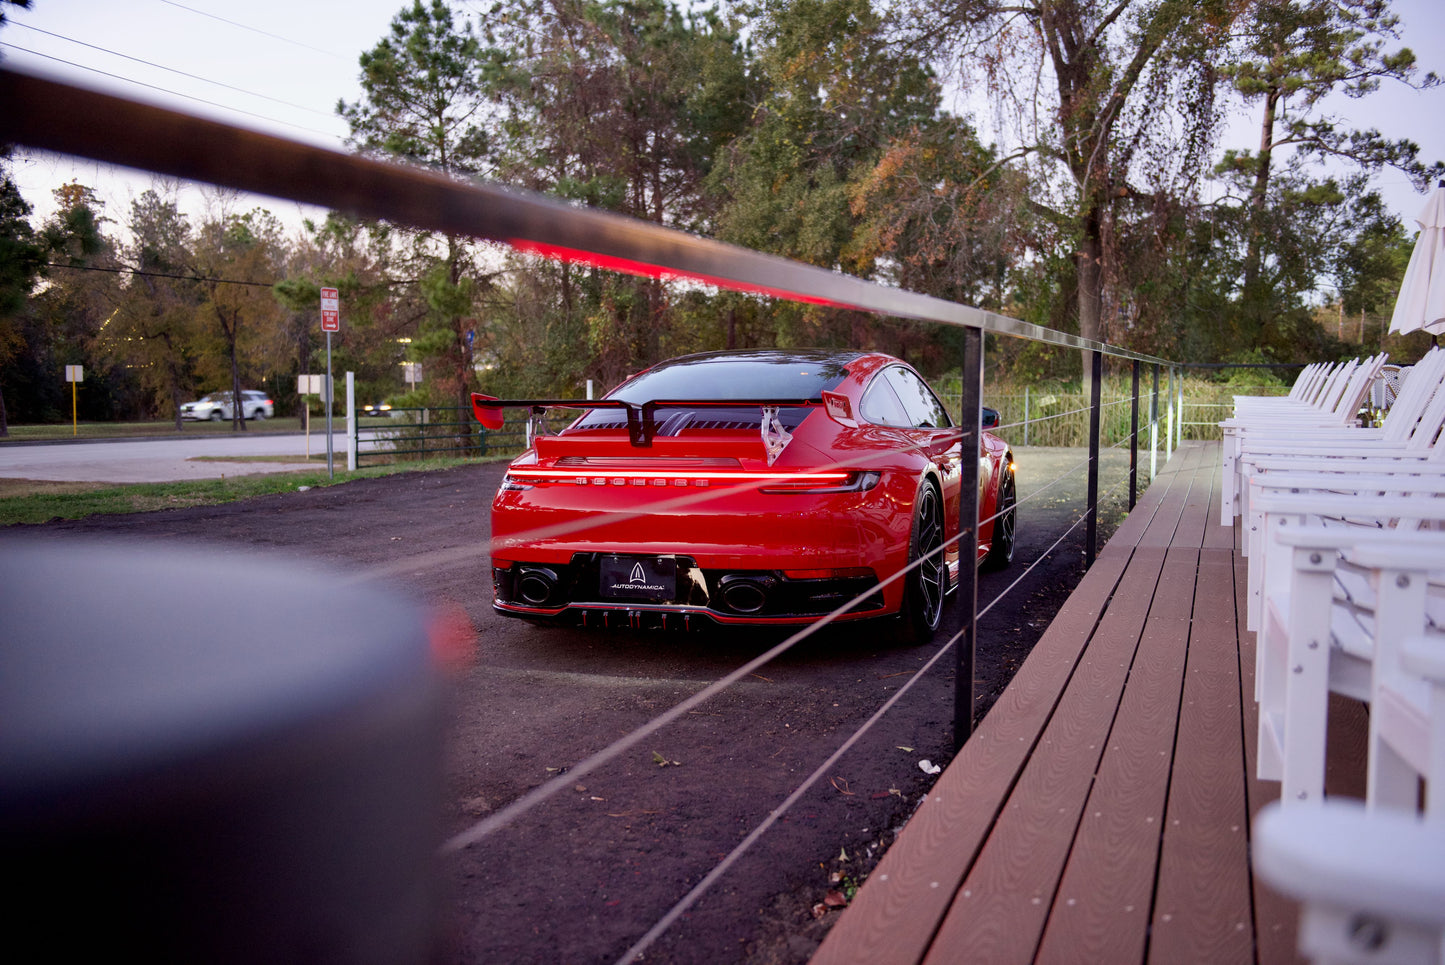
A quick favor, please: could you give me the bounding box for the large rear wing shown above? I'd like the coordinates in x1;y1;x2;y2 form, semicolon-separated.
469;393;828;459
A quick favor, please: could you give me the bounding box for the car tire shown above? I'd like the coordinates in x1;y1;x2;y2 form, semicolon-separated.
983;467;1016;571
250;408;266;421
209;410;224;422
897;481;946;645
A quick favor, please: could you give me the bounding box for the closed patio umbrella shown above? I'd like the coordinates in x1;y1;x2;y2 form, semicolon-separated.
1389;181;1445;339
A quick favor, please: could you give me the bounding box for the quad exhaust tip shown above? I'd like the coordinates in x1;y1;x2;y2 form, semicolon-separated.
516;566;560;606
718;574;775;614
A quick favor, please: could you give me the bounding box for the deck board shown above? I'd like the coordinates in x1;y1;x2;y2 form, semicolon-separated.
1147;547;1252;964
810;442;1363;965
1031;547;1195;965
921;547;1169;964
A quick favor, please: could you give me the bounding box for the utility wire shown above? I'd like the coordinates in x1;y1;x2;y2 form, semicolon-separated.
11;22;336;119
44;261;417;291
0;42;341;143
155;0;349;59
44;261;275;288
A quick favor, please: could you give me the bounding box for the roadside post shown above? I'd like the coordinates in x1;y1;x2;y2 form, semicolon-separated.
346;372;356;471
297;374;323;458
320;287;340;479
64;365;82;436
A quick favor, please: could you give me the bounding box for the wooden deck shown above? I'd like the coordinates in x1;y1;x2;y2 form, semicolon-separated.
812;440;1367;965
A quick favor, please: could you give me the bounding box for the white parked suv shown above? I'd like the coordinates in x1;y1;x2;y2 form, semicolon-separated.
181;390;275;421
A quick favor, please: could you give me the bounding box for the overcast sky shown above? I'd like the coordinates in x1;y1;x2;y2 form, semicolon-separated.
3;0;1443;239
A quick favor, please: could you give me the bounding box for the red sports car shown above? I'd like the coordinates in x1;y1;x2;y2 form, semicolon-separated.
472;349;1015;641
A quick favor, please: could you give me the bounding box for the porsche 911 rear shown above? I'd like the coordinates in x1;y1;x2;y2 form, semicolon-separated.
488;420;912;630
476;349;983;634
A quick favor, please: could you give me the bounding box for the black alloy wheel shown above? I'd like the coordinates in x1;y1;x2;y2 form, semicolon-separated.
983;467;1016;571
898;482;945;644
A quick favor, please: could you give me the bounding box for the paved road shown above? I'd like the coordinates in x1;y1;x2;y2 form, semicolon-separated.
0;432;349;483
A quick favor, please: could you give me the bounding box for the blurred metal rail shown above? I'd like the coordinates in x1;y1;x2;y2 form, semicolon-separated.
0;66;1166;363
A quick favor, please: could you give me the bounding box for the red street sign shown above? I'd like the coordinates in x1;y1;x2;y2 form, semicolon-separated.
320;287;340;332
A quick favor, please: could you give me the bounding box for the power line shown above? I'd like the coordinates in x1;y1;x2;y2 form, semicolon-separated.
45;260;417;292
155;0;349;60
44;261;276;288
11;22;336;119
0;42;341;143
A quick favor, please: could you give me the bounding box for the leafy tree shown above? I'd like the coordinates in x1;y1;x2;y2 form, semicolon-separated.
98;188;205;428
707;0;1005;371
1221;0;1441;324
340;0;493;415
0;170;44;435
900;0;1240;374
479;0;755;387
0;174;109;432
0;0;30;26
274;214;402;418
191;209;286;429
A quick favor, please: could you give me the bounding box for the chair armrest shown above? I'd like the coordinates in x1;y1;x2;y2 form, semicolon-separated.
1254;801;1445;925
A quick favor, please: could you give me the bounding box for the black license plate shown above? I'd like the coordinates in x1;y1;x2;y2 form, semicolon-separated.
599;555;677;603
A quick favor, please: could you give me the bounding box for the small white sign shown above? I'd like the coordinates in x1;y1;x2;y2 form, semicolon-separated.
298;374;324;395
65;365;83;382
403;362;422;384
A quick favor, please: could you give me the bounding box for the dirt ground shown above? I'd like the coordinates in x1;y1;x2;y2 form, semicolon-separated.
4;447;1132;963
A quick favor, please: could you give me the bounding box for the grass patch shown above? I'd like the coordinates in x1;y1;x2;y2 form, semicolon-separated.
0;456;505;526
1;419;316;440
189;453;335;464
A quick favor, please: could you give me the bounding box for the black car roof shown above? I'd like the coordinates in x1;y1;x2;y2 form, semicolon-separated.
645;349;867;371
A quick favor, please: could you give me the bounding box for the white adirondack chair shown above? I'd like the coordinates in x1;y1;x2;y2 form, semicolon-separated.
1234;349;1445;535
1254;521;1445;804
1244;461;1445;631
1221;354;1392;524
1254;800;1445;965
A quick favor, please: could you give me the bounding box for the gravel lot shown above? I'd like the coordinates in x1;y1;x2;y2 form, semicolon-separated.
4;445;1136;963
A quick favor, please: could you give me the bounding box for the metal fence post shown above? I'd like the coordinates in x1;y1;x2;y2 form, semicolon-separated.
1176;378;1185;448
1150;364;1160;479
1165;366;1175;464
1086;350;1102;567
1023;384;1030;447
1129;360;1139;510
955;326;982;750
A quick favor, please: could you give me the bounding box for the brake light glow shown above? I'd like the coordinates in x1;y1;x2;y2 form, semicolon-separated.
505;468;851;485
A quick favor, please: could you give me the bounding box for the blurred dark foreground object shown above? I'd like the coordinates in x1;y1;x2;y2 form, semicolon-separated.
0;540;444;964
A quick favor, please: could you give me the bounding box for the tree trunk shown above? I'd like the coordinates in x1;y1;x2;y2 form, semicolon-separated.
1242;84;1280;306
230;352;246;431
1076;209;1104;391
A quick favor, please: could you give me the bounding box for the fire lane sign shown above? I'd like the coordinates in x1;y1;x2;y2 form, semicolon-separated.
320;286;340;332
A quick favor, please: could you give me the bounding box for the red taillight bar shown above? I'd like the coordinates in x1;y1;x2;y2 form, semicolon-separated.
505;467;850;483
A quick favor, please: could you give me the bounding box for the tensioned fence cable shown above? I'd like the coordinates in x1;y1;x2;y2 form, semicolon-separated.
613;610;970;964
445;431;1121;869
992;398;1138;440
441;501;964;854
615;462;1135;963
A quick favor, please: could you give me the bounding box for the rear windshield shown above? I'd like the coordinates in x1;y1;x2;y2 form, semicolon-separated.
611;353;851;403
571;353;852;432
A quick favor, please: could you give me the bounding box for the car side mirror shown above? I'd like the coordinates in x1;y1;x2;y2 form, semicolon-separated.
981;407;999;429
